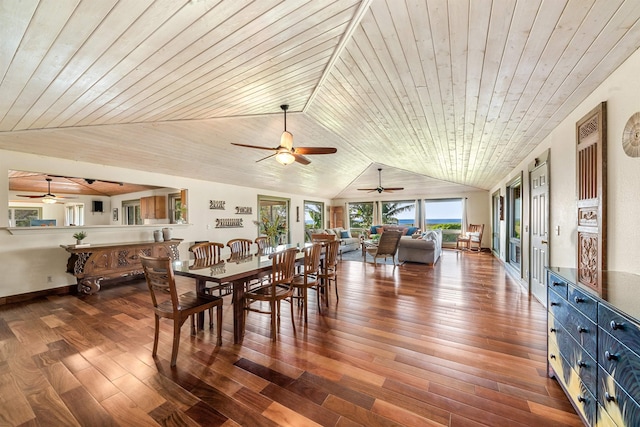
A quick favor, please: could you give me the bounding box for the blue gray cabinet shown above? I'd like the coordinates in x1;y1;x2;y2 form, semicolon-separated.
547;267;640;426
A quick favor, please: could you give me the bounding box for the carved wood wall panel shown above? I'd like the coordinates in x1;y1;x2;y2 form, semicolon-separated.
576;102;607;289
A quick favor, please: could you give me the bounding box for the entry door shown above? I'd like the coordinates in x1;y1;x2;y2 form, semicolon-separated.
530;162;549;306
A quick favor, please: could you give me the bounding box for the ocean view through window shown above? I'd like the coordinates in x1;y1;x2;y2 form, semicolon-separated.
424;199;462;244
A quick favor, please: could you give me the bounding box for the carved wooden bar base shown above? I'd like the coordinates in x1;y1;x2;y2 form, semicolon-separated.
62;240;182;295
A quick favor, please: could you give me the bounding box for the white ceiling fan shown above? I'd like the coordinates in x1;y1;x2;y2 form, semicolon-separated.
231;104;337;165
17;178;78;204
357;168;404;193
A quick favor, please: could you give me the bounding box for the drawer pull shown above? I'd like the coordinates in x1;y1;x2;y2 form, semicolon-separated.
577;395;587;403
549;354;556;359
610;320;623;331
604;392;616;402
551;281;564;287
573;296;584;303
550;328;557;333
604;351;618;361
577;360;587;368
550;302;560;306
577;326;588;333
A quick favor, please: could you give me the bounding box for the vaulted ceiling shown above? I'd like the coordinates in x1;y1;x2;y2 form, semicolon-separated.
2;0;640;200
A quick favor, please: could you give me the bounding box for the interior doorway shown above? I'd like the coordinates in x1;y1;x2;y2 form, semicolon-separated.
529;153;550;306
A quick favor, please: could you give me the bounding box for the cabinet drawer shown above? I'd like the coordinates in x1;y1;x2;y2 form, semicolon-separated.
599;304;640;353
549;289;569;322
598;366;640;426
548;272;569;299
564;303;597;356
568;285;597;323
549;315;597;396
598;329;640;403
597;403;618;427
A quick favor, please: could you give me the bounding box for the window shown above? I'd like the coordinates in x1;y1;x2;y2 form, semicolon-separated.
8;207;42;227
381;200;415;226
304;200;324;241
123;200;142;225
424;199;462;245
257;196;289;245
65;204;85;226
492;191;501;255
507;177;522;270
168;193;185;224
348;202;374;233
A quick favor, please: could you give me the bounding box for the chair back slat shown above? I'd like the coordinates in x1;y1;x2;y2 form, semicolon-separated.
227;238;253;255
302;243;322;276
324;240;340;267
140;255;179;309
255;236;270;252
375;231;402;256
189;242;224;262
269;247;298;286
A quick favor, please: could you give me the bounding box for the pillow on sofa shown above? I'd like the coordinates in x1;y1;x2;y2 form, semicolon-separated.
406;226;419;236
340;230;350;239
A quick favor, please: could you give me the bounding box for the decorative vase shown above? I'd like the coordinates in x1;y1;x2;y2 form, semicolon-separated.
153;230;163;242
162;227;172;241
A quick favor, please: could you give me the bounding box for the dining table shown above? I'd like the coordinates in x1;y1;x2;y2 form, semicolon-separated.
173;244;308;343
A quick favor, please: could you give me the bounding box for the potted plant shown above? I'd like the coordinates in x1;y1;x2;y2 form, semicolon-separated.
73;231;87;245
254;213;287;246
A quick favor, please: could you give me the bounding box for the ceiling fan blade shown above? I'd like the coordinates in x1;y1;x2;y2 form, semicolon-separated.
255;153;277;163
384;187;404;191
293;153;311;165
231;142;277;151
293;147;337;155
17;194;47;198
357;188;376;191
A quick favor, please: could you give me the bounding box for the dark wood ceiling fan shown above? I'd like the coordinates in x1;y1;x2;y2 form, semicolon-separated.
358;168;404;193
17;178;78;203
231;104;337;165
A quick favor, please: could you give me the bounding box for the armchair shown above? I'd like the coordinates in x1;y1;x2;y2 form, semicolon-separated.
456;224;484;251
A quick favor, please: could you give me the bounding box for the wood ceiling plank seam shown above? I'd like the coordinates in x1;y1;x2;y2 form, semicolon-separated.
425;0;458;182
11;1;157;132
44;0;183;129
463;0;519;186
114;2;350;124
494;0;629;154
68;0;237;127
110;27;346;125
466;0;547;184
304;0;372;112
79;0;259;125
348;15;426;159
13;0;122;132
447;0;471;182
406;6;451;178
477;0;636;185
38;0;160;130
474;0;585;179
462;0;493;183
0;0;38;84
168;50;334;121
376;1;442;170
0;0;81;129
86;0;342;125
59;0;259;128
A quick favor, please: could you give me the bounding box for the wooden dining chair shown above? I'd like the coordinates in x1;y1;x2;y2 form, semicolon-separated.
317;240;340;307
255;236;270;253
365;230;402;266
291;243;322;324
243;247;298;341
140;255;223;367
188;242;230;296
227;238;253;255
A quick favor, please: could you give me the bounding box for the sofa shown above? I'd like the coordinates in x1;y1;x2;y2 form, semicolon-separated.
306;227;360;253
368;224;421;237
397;229;442;266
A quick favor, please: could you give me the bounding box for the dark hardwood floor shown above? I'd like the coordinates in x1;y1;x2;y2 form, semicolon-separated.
0;250;582;426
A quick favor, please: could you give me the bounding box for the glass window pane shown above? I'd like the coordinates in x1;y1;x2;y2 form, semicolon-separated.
381;201;415;225
424;199;462;244
348;202;373;232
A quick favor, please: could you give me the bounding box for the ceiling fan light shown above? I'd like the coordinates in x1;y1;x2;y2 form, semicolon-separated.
275;151;295;165
280;131;293;150
42;197;57;204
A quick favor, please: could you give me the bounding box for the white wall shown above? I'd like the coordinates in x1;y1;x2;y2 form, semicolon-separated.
490;45;640;276
0;151;329;298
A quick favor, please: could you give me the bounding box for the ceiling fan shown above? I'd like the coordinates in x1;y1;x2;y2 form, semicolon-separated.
231;104;337;165
17;178;78;204
358;168;404;193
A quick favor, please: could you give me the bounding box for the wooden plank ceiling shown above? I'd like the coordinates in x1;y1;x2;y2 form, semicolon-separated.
1;0;640;200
